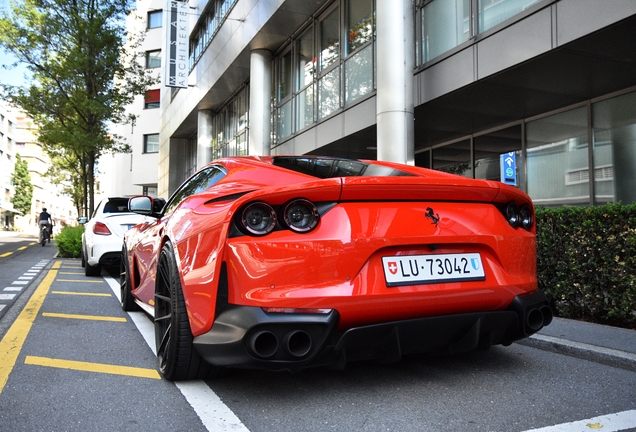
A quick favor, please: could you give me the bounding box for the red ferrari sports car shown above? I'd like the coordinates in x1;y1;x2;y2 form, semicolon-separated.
121;155;552;380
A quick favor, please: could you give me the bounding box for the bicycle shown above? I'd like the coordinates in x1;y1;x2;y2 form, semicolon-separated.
40;224;50;246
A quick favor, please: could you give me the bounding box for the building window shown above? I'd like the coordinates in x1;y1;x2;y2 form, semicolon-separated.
344;0;374;105
211;86;249;159
592;91;636;205
144;134;159;153
146;50;161;69
144;89;160;109
526;107;590;207
188;0;238;70
420;0;471;64
296;28;315;131
418;0;543;65
318;6;341;120
478;0;542;33
147;10;162;29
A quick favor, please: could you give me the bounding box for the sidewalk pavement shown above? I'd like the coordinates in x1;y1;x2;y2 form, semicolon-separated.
517;316;636;372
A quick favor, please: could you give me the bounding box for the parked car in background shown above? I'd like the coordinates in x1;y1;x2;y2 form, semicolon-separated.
121;155;552;380
81;197;164;276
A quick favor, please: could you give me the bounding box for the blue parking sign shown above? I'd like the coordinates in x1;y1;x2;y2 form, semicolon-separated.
500;152;517;186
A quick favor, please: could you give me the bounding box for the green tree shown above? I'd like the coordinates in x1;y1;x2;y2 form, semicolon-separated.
11;153;33;215
0;0;156;216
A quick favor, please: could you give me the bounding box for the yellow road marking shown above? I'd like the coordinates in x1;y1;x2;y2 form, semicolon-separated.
56;279;103;283
24;356;161;379
59;272;84;275
51;291;112;297
42;312;126;322
0;261;58;395
17;246;28;251
0;252;12;257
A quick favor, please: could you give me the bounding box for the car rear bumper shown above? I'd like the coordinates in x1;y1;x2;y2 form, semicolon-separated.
192;291;552;371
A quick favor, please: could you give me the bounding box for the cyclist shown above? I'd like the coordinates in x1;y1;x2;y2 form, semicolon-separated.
38;208;53;243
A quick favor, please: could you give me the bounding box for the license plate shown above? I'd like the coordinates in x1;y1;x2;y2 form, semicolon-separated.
123;224;136;231
382;253;485;286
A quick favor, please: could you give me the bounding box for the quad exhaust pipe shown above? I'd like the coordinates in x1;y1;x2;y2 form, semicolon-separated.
248;329;313;359
526;305;553;332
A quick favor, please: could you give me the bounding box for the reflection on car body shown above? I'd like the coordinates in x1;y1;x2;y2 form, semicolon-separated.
121;155;552;380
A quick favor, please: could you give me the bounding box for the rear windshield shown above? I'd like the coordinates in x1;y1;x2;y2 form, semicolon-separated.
102;198;131;214
273;156;413;178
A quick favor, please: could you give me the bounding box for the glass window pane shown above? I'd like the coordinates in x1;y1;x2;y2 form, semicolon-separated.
296;28;315;91
144;134;159;153
526;107;589;207
146;50;161;68
593;91;636;205
318;66;340;119
278;50;292;101
346;0;373;55
433;140;472;177
345;44;373;105
277;100;292;141
474;125;522;185
479;0;542;33
422;0;470;63
148;11;162;29
320;8;340;71
296;85;314;130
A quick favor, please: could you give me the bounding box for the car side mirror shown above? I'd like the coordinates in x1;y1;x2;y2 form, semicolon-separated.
128;196;153;216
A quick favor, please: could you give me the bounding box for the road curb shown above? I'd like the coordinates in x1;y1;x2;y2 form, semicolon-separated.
516;333;636;372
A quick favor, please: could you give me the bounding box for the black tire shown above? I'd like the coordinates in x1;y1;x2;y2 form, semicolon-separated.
80;247;86;268
155;242;219;381
120;247;140;312
85;260;101;276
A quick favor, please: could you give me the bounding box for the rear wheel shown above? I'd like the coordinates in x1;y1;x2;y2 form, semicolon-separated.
84;260;101;276
154;242;219;380
120;247;140;311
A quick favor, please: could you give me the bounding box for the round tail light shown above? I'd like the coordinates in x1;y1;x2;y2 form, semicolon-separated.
506;203;519;228
519;205;533;231
282;199;319;233
241;202;276;236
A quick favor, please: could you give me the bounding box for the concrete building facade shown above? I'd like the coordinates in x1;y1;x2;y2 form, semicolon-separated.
140;0;635;207
0;104;19;229
106;0;164;199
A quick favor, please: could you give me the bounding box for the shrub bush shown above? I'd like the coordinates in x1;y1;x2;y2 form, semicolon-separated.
55;225;84;258
536;203;636;329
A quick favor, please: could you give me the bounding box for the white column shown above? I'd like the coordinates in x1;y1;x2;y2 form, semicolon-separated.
249;50;272;156
197;109;213;168
376;0;415;165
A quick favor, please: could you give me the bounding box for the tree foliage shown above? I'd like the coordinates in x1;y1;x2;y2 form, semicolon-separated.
0;0;156;215
11;153;34;215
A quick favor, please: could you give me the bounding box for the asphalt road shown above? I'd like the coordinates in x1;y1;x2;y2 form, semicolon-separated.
0;233;635;431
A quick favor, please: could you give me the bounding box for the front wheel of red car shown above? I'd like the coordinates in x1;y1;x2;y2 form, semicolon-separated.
155;242;219;380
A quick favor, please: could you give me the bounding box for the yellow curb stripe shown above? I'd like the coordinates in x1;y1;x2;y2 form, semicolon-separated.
24;356;161;380
0;261;59;395
51;291;112;297
59;272;84;275
56;279;104;283
42;312;126;322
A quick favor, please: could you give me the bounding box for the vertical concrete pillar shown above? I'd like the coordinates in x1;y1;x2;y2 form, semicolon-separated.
376;0;415;164
249;50;272;156
197;109;213;168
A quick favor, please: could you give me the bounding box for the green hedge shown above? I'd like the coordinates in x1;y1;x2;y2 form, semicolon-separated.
55;225;84;258
536;203;636;329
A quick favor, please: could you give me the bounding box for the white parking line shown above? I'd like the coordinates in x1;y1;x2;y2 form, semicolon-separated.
0;294;16;300
4;287;22;292
103;274;250;432
523;410;636;432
